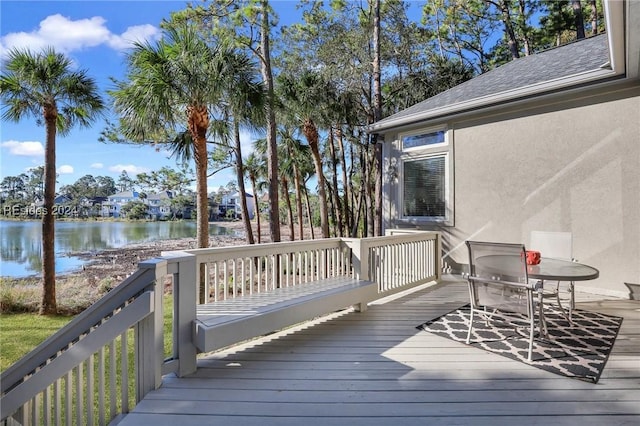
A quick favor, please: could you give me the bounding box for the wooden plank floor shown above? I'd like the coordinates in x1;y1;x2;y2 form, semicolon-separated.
117;278;640;426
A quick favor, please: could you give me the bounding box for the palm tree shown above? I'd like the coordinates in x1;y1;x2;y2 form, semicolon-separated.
1;47;104;314
109;25;245;302
277;70;334;238
278;126;314;240
109;25;233;252
219;51;265;245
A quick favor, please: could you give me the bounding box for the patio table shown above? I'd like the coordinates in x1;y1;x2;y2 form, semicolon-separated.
474;255;599;336
524;257;600;282
476;255;599;282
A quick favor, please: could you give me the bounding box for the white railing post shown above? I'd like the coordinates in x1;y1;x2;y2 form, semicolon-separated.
171;252;198;376
342;238;370;281
135;259;166;402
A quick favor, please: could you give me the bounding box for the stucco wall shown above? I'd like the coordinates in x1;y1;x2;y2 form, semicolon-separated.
383;84;640;298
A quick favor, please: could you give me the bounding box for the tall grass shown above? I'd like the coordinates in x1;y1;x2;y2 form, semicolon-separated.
0;276;111;315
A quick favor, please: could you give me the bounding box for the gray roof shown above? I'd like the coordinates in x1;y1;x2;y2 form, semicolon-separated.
147;191;173;200
109;191;139;199
374;34;611;130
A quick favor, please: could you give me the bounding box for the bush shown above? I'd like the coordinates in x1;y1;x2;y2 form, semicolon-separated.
0;278;40;313
0;276;107;315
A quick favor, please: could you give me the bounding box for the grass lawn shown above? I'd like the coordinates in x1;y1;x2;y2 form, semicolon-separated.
0;313;73;371
1;295;174;372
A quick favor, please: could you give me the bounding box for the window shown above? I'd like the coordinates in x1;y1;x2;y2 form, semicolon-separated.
403;155;446;217
402;130;445;150
398;128;453;225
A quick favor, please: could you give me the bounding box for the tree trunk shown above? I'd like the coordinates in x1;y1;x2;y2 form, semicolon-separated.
249;176;261;243
368;151;375;237
303;185;315;239
304;118;330;238
517;0;532;55
589;0;598;35
328;128;343;236
189;105;210;250
572;0;586;39
351;183;365;238
497;0;520;59
234;121;254;245
260;0;281;243
337;130;350;234
288;145;305;240
372;0;383;236
326;180;337;236
188;104;210;304
41;106;57;315
281;177;295;241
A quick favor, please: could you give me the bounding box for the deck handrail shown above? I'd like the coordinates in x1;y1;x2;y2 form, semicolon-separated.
344;231;441;296
176;238;354;303
0;259;171;425
1;266;157;394
1;231;440;425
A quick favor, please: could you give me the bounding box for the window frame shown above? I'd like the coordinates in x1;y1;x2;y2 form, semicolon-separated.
397;127;454;226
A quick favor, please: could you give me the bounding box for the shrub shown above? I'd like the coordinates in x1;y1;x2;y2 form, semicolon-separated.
0;276;106;315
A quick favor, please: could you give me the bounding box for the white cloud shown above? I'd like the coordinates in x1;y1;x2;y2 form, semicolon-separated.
91;162;104;169
0;14;161;57
1;15;109;55
239;130;257;157
58;165;74;174
108;24;160;50
1;140;44;157
108;164;150;176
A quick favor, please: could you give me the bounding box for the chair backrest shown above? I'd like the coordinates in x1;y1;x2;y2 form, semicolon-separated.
465;240;530;315
530;231;572;261
466;240;528;283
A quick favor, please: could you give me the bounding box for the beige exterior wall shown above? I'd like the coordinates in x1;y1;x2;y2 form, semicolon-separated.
382;83;640;298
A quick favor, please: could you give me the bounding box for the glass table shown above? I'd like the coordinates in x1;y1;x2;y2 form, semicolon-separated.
475;255;599;334
477;255;599;281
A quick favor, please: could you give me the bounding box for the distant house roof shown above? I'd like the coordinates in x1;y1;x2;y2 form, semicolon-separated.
371;34;614;132
109;191;139;199
53;195;72;204
228;192;254;199
147;191;173;201
86;196;108;205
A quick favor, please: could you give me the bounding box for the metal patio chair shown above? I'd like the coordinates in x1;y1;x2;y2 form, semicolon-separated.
465;240;543;361
530;231;575;323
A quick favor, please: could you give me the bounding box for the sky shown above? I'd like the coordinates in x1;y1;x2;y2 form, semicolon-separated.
0;0;312;194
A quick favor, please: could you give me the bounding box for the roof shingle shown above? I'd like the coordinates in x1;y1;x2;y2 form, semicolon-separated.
376;34;610;128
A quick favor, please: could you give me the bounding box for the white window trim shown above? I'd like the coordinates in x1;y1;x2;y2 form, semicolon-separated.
396;127;454;226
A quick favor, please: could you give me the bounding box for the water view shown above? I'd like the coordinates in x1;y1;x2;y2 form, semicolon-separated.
0;220;237;278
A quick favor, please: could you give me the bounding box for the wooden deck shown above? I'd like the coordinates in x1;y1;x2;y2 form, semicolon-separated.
116;278;640;425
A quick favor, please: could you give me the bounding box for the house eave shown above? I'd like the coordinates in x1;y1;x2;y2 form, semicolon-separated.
369;67;622;134
370;0;636;135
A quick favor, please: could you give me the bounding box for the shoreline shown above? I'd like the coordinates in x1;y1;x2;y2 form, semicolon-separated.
65;220;250;282
1;220;319;313
0;221;249;313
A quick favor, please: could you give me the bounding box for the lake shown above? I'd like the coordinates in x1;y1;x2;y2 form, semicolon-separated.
0;220;237;278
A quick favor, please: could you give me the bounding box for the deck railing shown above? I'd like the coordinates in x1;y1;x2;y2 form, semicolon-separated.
177;238;354;303
345;231;441;296
0;260;172;426
1;231;440;425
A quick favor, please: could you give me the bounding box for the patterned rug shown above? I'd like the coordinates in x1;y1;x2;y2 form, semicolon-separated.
417;304;622;383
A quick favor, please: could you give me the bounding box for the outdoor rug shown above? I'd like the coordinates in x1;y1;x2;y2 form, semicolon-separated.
417;304;623;383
